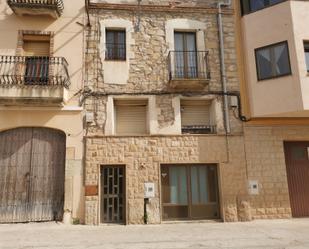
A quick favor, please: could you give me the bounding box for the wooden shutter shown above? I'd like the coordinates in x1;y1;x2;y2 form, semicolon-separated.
181;100;210;126
23;41;50;56
115;100;147;135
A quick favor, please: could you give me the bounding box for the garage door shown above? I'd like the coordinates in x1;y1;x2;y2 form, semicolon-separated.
284;142;309;217
0;128;66;223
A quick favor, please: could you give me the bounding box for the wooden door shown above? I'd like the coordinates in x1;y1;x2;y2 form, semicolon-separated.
0;129;32;223
0;128;65;223
284;142;309;217
100;165;125;223
28;128;66;221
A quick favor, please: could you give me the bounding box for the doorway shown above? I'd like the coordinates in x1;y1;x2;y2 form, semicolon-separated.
23;35;51;85
100;165;125;223
284;141;309;217
174;32;198;78
161;164;220;220
0;127;66;223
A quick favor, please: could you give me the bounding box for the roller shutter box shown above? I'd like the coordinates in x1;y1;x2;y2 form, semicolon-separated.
115;100;147;135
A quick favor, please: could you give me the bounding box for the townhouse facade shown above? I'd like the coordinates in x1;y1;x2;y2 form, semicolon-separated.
0;0;85;223
83;0;250;225
0;0;308;226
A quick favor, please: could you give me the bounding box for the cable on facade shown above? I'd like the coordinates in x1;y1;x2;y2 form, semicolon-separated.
80;89;251;122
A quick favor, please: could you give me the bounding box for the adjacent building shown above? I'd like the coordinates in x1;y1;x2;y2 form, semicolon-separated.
0;0;85;223
237;0;309;219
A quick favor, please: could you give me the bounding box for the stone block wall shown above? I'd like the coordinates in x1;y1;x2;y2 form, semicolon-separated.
84;6;241;136
83;1;250;225
243;125;309;219
84;135;249;225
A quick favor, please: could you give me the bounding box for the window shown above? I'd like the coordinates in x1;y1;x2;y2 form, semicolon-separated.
180;100;215;134
105;30;126;60
241;0;286;15
255;41;291;81
304;42;309;73
174;32;197;78
115;100;147;135
161;164;220;220
23;34;51;85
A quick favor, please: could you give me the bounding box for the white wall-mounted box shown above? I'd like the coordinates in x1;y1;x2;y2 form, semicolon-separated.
248;180;259;195
144;182;155;198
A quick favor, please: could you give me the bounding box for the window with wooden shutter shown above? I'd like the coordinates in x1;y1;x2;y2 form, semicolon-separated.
22;35;51;85
23;41;50;57
181;100;215;134
23;35;51;56
115;100;148;135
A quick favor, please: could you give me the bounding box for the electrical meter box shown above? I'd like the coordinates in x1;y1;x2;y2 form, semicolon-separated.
144;182;155;198
248;180;259;195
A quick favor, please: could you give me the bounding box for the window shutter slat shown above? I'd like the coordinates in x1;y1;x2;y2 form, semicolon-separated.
116;104;147;135
23;41;50;56
181;101;210;126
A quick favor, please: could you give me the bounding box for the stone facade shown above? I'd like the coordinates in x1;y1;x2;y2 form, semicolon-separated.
83;0;307;225
243;125;309;220
83;0;247;225
85;135;250;224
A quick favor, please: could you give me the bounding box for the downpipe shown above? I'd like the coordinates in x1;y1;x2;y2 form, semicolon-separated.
218;0;232;133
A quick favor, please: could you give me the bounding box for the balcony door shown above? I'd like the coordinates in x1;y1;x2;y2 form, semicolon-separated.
23;38;50;85
174;32;198;78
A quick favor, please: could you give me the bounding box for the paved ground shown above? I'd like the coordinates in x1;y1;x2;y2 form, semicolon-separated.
0;219;309;249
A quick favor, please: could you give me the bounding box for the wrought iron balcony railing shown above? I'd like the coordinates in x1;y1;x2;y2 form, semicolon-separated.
0;55;70;88
182;125;216;134
7;0;64;17
168;51;211;81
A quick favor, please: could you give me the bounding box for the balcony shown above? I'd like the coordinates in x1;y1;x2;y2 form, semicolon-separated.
168;51;211;90
0;55;70;105
7;0;64;18
182;125;217;134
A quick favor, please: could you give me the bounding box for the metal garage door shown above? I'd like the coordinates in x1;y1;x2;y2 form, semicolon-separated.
0;127;66;223
284;142;309;217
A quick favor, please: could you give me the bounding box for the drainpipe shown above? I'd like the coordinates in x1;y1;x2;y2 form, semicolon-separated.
85;0;91;27
218;0;232;134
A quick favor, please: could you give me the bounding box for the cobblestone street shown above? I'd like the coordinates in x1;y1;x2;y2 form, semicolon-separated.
0;219;309;249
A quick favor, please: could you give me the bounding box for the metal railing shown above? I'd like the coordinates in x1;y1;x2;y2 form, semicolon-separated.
7;0;64;16
105;43;126;61
182;125;216;134
0;55;70;88
168;51;210;81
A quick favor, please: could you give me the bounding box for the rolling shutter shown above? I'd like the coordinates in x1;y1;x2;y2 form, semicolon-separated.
115;100;147;135
181;100;210;126
23;41;50;56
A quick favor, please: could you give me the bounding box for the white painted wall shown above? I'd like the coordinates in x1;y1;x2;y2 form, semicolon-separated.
100;19;134;85
241;1;309;117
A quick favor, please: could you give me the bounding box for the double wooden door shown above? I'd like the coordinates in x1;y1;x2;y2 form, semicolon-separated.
0;128;66;223
284;142;309;217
